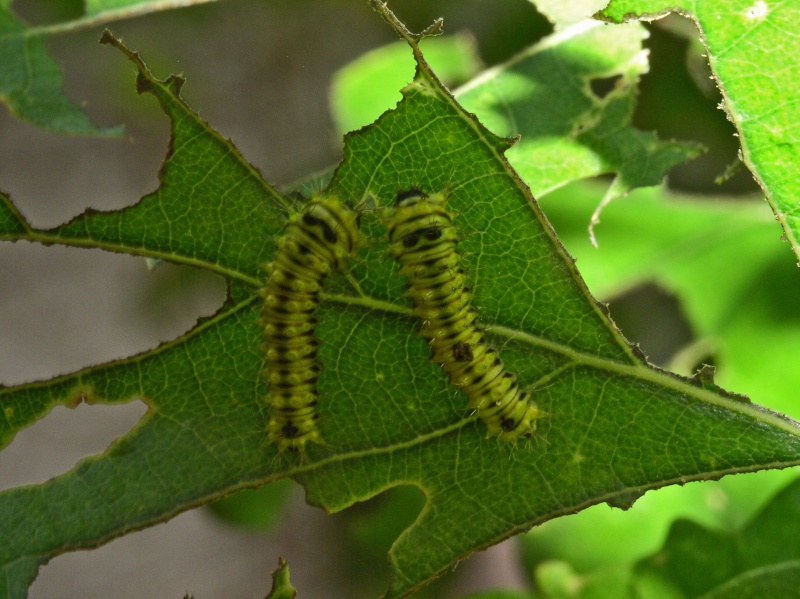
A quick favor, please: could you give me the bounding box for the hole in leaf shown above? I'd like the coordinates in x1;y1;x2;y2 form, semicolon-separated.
0;244;226;491
0;400;148;491
328;485;431;596
0;243;226;385
339;485;426;556
589;75;622;99
207;479;296;531
606;283;695;367
634;15;761;195
29;505;277;598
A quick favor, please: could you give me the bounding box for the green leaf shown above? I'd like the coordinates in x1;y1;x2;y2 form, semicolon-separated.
0;6;117;135
701;563;800;599
1;7;800;599
0;0;215;134
331;34;482;134
454;18;701;236
524;181;799;598
601;0;800;262
332;15;701;213
634;478;800;597
0;193;28;235
266;557;298;599
539;182;800;420
533;0;612;28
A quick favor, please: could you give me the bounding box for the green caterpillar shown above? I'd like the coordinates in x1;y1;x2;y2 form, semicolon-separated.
261;196;360;451
386;189;542;441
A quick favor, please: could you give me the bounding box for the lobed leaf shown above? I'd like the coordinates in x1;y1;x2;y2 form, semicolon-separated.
1;4;799;598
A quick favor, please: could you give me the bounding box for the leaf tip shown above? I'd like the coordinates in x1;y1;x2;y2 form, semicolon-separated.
99;29;159;98
369;0;444;44
98;29;115;46
266;556;297;599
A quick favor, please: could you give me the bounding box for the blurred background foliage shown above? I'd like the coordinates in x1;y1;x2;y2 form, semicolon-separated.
1;0;793;597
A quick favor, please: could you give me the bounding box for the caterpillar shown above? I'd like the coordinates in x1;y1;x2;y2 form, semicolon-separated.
385;189;542;441
261;195;360;451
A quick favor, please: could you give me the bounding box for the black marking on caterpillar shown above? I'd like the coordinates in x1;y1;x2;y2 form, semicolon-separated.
452;341;474;363
385;189;542;441
261;195;360;451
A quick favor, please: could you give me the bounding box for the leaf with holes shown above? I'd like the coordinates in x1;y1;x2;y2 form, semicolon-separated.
332;15;703;243
601;0;800;262
1;4;800;598
0;0;214;134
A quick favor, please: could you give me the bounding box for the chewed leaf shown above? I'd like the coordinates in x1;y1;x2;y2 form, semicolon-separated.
331;34;482;134
455;18;701;236
1;7;800;599
601;0;800;262
332;13;702;237
0;0;215;134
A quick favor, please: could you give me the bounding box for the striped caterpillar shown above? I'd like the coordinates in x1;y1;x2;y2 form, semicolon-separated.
261;195;360;451
385;189;542;441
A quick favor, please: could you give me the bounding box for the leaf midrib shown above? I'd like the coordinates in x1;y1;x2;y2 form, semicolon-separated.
2;224;783;442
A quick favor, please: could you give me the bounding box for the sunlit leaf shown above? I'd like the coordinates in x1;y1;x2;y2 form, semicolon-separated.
601;0;800;262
